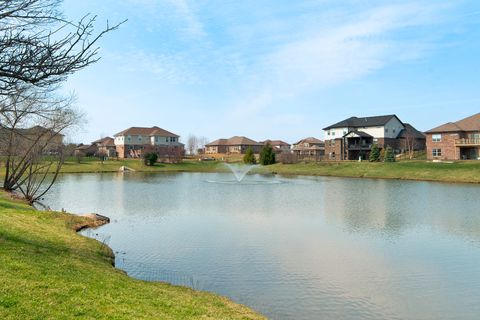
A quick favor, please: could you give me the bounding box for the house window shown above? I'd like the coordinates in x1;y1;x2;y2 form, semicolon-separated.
332;131;335;136
432;149;442;157
432;134;442;142
385;128;389;133
393;128;396;133
373;138;378;143
331;140;336;146
155;136;159;142
138;136;142;141
327;131;331;136
127;136;131;142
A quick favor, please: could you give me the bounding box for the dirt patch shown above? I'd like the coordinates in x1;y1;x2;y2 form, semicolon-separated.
72;214;110;232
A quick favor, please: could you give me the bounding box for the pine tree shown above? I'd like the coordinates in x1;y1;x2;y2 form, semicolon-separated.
243;147;256;164
369;144;380;162
384;145;396;162
259;144;276;165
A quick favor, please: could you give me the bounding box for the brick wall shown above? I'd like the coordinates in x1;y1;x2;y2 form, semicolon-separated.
426;132;460;160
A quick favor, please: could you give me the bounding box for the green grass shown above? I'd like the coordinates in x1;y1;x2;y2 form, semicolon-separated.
2;158;480;184
59;158;226;174
254;160;480;183
0;191;265;320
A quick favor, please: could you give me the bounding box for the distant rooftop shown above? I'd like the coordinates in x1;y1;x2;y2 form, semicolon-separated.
323;115;402;130
426;113;480;133
114;126;179;137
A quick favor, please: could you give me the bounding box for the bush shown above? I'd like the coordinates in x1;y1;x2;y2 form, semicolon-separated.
243;147;256;164
259;144;275;165
369;144;380;162
384;146;396;162
144;152;158;166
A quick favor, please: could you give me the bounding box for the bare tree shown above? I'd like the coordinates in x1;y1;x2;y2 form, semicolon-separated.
0;87;82;203
186;134;198;155
0;0;124;94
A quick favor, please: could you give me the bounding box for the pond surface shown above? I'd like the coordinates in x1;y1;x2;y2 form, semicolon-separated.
44;172;480;320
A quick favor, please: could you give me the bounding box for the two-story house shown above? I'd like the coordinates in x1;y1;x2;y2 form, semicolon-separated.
205;136;263;154
292;137;325;157
323;115;425;160
426;113;480;160
114;126;184;159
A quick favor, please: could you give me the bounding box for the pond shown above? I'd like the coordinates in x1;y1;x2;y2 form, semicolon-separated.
44;172;480;320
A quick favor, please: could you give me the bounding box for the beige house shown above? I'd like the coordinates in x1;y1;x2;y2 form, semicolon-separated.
205;136;263;154
92;137;116;157
114;126;184;159
292;137;325;157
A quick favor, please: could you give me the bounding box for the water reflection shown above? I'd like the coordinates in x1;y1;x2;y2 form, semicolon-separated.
45;173;480;320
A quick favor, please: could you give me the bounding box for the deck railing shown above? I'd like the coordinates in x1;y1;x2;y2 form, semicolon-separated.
455;139;480;146
348;144;372;150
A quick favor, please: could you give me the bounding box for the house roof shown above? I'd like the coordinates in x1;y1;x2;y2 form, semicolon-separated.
205;136;262;146
398;123;426;139
426;113;480;133
114;126;179;137
92;137;115;146
15;125;65;137
323;115;403;130
261;139;291;147
293;137;323;145
205;138;228;146
344;130;373;138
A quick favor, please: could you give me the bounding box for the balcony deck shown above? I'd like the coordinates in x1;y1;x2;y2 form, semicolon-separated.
455;139;480;146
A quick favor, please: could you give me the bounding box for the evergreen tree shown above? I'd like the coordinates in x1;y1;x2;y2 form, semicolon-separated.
369;144;380;162
259;144;276;165
243;147;256;164
144;152;158;166
384;146;396;162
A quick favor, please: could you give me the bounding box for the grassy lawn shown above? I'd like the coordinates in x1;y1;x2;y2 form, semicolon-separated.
59;158;226;174
0;191;265;320
255;160;480;183
2;158;480;184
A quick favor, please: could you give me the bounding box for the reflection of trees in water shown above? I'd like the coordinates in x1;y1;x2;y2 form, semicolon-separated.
323;178;480;243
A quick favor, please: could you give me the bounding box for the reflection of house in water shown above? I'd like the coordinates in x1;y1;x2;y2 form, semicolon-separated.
321;178;407;234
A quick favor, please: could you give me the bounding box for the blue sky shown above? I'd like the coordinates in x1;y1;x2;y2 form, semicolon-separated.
62;0;480;144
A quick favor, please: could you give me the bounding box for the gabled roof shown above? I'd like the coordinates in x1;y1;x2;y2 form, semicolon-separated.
344;130;372;138
398;123;426;139
293;137;323;145
426;113;480;133
114;126;179;137
205;136;262;146
92;137;115;146
323;115;403;130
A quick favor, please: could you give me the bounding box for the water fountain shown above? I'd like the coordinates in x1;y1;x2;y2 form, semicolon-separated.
224;163;257;182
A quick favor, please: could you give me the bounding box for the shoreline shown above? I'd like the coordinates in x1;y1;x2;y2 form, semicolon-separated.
52;159;480;185
0;190;265;319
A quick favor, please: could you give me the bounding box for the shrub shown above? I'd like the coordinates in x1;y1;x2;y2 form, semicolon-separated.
144;152;158;166
259;144;275;165
384;146;396;162
243;147;256;164
369;144;380;162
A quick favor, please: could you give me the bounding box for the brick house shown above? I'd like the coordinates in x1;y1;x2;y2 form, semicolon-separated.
292;137;325;157
260;140;291;154
114;126;184;159
91;137;116;157
426;113;480;160
205;136;262;154
323;115;425;160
